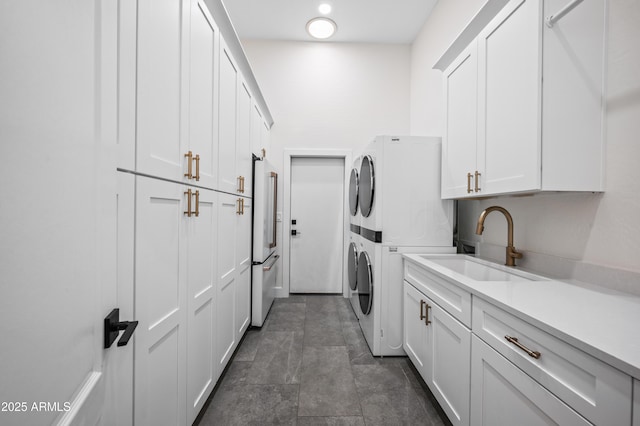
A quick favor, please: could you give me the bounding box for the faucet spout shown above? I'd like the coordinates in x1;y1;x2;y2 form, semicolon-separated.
475;206;522;267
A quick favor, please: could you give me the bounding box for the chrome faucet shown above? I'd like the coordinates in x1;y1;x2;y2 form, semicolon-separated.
475;206;523;267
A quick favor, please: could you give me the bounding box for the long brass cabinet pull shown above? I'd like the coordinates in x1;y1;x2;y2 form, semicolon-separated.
419;300;426;321
237;176;244;193
194;190;200;217
424;303;431;326
236;198;243;215
241;198;245;215
184;151;193;179
505;335;541;359
475;171;481;193
184;189;192;217
194;154;200;181
241;176;245;193
467;172;473;194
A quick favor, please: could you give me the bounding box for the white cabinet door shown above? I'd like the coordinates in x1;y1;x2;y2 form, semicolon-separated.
237;81;253;196
403;282;429;378
442;42;479;198
235;197;252;340
218;41;239;194
216;193;238;371
427;298;471;426
471;335;592;426
477;0;541;195
261;119;271;156
188;0;219;190
634;379;640;426
186;188;217;424
136;0;190;182
404;281;471;426
134;177;188;426
251;103;264;156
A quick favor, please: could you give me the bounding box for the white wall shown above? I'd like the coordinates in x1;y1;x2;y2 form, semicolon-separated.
242;40;412;288
410;0;486;136
411;0;640;274
243;40;411;165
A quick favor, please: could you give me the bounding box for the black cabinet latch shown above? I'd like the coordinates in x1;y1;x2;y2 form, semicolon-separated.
104;308;138;348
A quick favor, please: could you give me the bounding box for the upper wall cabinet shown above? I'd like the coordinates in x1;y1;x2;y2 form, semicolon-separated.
118;0;273;192
237;79;253;196
218;39;239;194
435;0;607;199
136;0;220;185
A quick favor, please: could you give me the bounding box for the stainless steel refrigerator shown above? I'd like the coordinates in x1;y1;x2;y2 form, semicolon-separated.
251;156;279;326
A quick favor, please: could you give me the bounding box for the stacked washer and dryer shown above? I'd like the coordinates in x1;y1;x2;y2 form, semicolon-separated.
347;135;455;356
348;155;363;319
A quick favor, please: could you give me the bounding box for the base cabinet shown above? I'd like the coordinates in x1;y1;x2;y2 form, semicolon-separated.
403;281;471;426
404;257;635;426
471;335;591;426
134;177;222;426
186;188;218;424
216;193;238;371
634;380;640;426
235;196;252;340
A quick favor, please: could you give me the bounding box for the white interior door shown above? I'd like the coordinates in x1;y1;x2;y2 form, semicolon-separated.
290;157;345;293
0;1;119;425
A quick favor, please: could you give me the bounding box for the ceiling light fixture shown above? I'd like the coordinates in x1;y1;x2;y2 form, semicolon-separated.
318;3;332;14
306;17;337;40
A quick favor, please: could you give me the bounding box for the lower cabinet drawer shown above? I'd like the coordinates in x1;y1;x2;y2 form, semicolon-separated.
471;335;592;426
472;297;632;426
404;260;471;327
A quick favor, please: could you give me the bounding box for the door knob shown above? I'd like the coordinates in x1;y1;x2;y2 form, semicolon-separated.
104;308;138;348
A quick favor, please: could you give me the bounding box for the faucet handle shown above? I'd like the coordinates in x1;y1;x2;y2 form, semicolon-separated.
506;246;523;267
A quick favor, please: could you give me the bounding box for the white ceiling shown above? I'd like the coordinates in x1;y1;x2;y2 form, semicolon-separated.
222;0;439;44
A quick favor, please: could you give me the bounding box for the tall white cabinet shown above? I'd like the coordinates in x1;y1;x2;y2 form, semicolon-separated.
115;0;272;424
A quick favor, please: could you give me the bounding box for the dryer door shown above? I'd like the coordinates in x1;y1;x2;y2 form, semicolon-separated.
359;155;375;218
348;168;359;216
348;242;358;291
358;251;373;315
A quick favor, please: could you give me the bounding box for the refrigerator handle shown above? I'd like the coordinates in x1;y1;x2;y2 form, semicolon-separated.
269;172;278;248
263;255;280;272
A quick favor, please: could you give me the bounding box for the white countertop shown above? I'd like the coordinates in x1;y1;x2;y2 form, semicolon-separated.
403;253;640;379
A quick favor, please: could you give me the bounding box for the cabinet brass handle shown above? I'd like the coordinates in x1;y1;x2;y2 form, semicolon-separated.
419;300;426;321
425;303;431;326
475;171;481;192
241;198;245;215
184;189;192;217
241;176;245;193
194;190;200;217
505;335;541;359
194;154;200;181
467;172;473;194
184;151;193;179
237;176;243;193
236;198;242;215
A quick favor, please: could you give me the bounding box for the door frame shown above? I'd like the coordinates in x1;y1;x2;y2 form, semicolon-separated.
282;149;352;298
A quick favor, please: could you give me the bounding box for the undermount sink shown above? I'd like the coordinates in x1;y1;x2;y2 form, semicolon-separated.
416;255;546;282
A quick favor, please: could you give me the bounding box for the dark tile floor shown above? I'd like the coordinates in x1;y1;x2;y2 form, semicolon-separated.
195;295;450;426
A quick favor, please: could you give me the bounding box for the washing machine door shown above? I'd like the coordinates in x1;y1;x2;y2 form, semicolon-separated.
348;168;359;216
359;155;374;218
357;251;373;315
348;242;358;291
